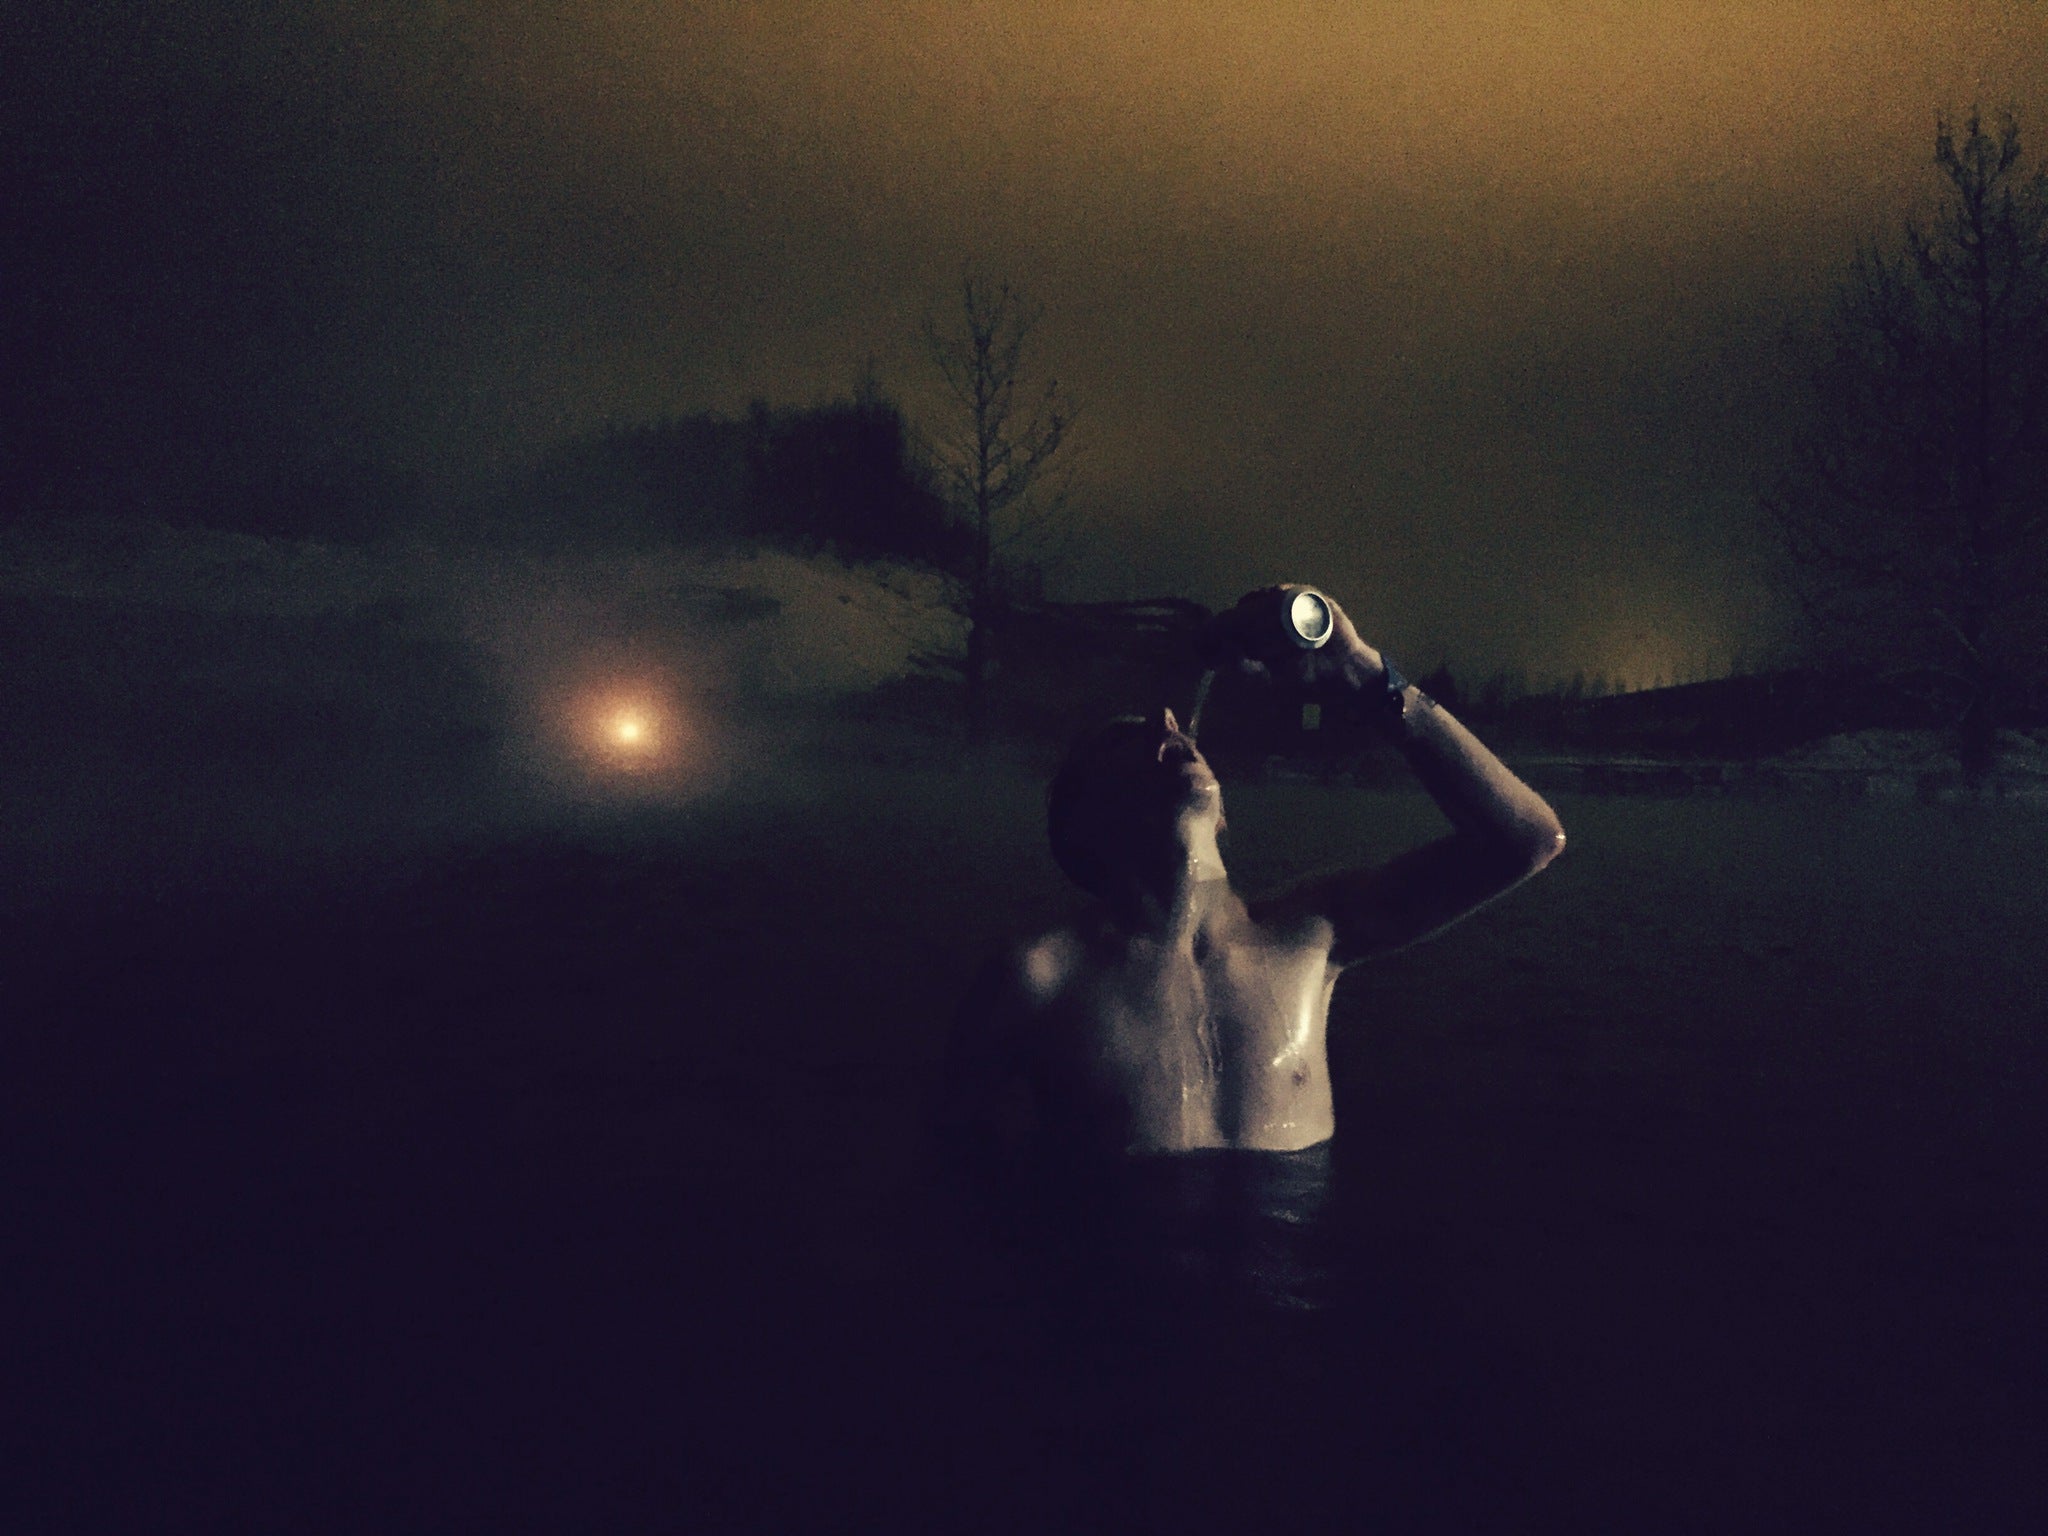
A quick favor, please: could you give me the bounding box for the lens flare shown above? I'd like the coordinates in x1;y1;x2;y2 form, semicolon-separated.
578;694;671;775
597;703;660;761
518;660;714;803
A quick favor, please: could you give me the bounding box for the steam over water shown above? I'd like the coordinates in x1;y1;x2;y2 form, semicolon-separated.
1186;666;1217;739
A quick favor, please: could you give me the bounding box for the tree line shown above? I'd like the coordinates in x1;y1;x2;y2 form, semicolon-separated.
502;387;965;569
504;274;1071;746
1768;108;2048;773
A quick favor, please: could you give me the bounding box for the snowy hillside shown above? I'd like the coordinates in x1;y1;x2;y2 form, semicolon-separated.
0;518;968;704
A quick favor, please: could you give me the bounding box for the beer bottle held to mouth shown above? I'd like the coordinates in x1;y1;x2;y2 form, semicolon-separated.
1198;584;1335;666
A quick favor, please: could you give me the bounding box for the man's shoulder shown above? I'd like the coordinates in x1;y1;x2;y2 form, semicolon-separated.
956;921;1095;1042
1240;887;1340;957
1003;922;1092;1007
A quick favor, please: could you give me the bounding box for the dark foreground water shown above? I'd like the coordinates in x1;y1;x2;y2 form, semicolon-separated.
4;763;2044;1532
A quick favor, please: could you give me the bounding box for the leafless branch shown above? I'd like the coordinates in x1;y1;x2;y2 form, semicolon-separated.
1761;106;2048;751
917;267;1081;740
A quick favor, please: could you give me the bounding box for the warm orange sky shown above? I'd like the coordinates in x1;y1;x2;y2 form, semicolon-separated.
25;1;2048;683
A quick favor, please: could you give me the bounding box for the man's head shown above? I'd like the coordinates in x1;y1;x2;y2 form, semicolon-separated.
1046;708;1223;894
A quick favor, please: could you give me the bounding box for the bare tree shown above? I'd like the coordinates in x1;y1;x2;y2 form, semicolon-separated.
1765;108;2048;773
922;272;1076;744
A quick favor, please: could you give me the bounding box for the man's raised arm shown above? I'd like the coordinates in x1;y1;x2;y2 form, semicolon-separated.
1249;593;1566;967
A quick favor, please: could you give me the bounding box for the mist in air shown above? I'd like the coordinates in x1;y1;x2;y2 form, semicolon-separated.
0;522;971;907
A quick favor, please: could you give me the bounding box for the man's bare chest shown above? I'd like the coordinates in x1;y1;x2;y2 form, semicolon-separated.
1051;934;1335;1083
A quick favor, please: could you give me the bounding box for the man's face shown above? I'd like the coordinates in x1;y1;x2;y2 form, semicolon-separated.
1070;707;1223;837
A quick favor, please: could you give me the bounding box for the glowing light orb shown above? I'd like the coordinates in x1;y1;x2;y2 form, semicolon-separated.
556;679;692;788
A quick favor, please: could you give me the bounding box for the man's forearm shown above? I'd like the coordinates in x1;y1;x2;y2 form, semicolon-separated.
1343;657;1565;859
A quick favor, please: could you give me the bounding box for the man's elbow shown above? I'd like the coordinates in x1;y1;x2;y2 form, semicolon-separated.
1509;816;1566;877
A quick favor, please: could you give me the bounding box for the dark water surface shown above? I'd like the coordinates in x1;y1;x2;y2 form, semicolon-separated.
5;766;2045;1531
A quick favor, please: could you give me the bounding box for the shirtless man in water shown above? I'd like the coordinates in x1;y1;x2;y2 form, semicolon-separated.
942;587;1566;1164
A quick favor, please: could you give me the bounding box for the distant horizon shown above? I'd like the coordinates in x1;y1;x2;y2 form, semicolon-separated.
0;507;1834;701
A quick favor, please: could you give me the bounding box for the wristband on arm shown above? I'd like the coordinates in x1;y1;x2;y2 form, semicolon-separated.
1376;656;1410;722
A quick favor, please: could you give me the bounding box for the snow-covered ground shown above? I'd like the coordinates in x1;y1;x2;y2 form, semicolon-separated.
1773;727;2048;779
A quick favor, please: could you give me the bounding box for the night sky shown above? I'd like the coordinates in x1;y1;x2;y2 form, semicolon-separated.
13;2;2047;683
